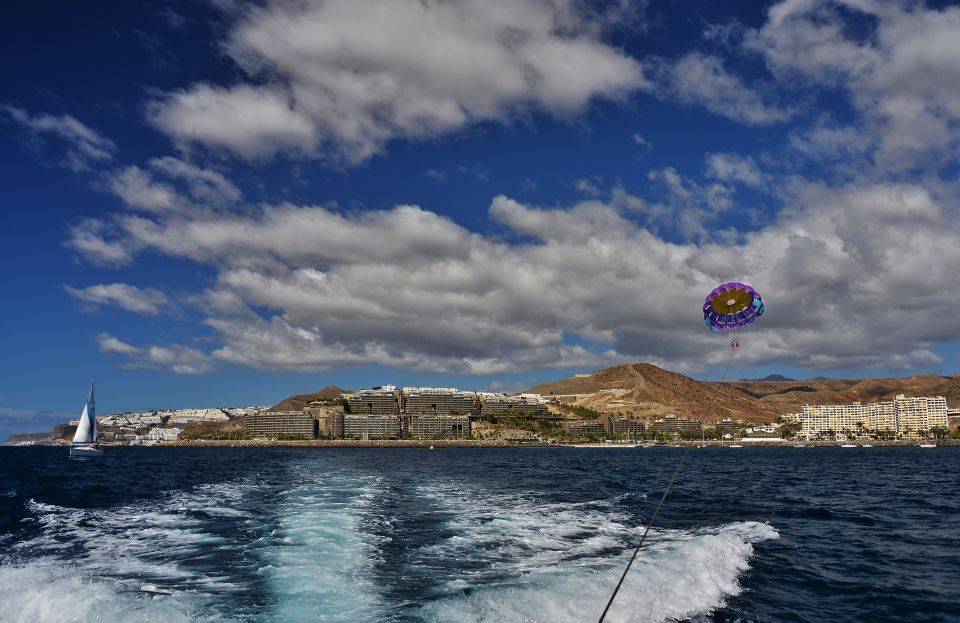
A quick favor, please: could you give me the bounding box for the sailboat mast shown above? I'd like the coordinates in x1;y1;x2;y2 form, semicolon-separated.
89;379;96;439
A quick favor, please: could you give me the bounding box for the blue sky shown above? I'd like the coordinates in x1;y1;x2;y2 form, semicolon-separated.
3;0;960;439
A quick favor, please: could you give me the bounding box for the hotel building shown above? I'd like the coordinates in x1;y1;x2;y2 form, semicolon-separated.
799;394;947;439
563;420;606;435
342;414;401;439
480;395;549;417
245;411;317;439
602;415;646;437
406;415;470;438
893;395;948;436
650;414;703;435
403;388;476;416
348;386;401;415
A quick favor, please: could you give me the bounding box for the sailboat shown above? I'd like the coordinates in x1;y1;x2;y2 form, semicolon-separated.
70;381;102;457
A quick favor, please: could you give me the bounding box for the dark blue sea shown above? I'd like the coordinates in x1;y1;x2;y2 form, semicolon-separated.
1;447;957;622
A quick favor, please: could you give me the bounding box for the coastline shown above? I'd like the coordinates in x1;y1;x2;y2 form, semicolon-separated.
158;439;960;449
8;438;956;449
166;439;552;448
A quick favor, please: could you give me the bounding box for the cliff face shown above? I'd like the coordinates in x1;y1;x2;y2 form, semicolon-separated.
531;364;959;424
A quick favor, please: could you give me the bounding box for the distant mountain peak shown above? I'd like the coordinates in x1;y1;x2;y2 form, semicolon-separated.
753;374;796;382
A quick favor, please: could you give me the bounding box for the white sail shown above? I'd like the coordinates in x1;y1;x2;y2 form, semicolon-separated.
72;382;95;444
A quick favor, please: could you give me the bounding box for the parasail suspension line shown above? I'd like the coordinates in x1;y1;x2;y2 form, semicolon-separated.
597;346;739;623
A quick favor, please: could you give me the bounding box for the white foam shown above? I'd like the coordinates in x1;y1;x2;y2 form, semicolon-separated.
414;482;778;623
0;562;200;623
16;483;256;592
415;484;640;575
256;468;389;622
6;467;777;623
4;478;271;621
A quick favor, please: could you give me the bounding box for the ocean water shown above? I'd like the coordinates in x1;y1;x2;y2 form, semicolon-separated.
0;447;957;623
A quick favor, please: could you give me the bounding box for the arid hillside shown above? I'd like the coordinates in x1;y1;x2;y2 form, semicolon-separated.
267;386;348;412
531;363;786;423
532;364;959;424
729;374;959;409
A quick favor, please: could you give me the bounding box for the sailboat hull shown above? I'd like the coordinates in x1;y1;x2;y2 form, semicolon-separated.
70;445;103;457
71;381;99;456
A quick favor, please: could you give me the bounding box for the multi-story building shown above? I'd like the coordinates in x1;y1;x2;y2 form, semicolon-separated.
148;427;182;442
403;388;476;416
563;420;605;435
799;395;948;439
245;411;317;439
602;415;645;437
316;413;344;438
406;415;470;439
164;409;230;425
348;387;401;415
342;414;401;439
650;414;702;435
799;403;864;438
480;395;548;417
894;394;948;436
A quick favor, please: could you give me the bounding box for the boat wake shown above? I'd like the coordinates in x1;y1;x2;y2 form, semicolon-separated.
410;482;779;622
4;478;270;622
1;463;777;623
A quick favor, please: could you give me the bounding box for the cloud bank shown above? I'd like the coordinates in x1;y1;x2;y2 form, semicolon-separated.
70;164;960;375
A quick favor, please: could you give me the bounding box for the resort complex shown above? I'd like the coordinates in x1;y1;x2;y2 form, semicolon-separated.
795;395;950;440
245;386;550;440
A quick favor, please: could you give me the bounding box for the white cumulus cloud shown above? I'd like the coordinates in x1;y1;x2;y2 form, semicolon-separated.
746;0;960;171
2;106;114;171
68;177;960;376
106;156;242;214
656;52;794;126
705;153;766;188
149;0;648;164
96;333;215;375
64;283;169;315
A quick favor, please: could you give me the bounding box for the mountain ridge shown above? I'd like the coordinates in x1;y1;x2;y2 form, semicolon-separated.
530;364;959;423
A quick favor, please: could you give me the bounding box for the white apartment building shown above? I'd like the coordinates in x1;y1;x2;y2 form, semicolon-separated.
800;403;866;438
800;395;948;439
148;427;183;442
164;409;229;424
893;395;948;436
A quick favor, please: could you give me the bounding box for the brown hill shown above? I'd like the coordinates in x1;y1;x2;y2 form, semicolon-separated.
926;376;960;407
532;364;960;424
730;374;957;409
267;386;348;412
532;363;786;424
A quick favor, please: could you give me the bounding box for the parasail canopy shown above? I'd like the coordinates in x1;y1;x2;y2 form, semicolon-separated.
703;282;764;333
